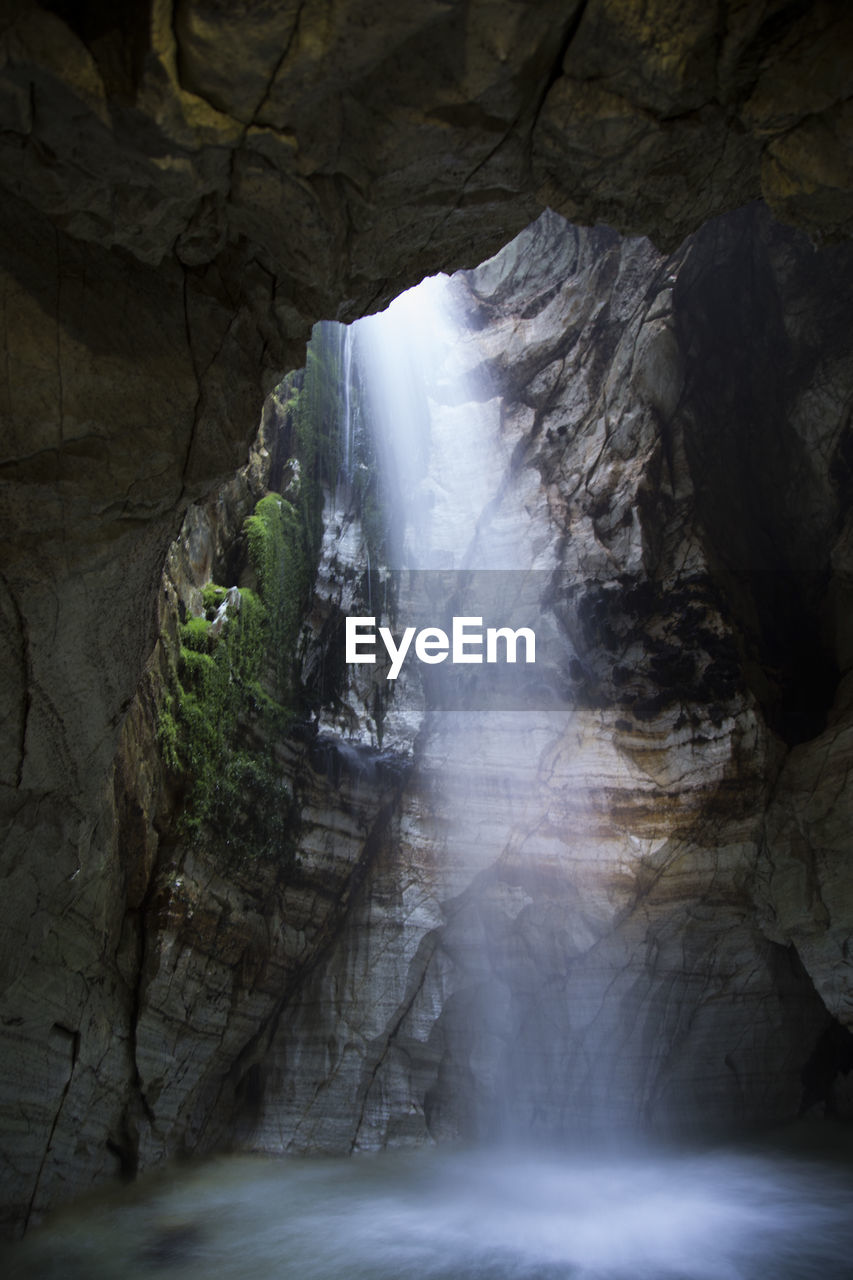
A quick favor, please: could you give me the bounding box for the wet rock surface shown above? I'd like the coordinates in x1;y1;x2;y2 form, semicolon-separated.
61;206;849;1186
254;208;852;1153
3;199;853;1234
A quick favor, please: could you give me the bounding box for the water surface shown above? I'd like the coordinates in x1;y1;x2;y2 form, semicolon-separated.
7;1132;853;1279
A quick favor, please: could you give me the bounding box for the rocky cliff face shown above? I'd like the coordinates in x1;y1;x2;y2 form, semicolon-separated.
2;0;853;1239
251;207;853;1151
14;204;844;1215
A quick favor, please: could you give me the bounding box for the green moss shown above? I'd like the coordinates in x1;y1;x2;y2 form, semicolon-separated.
158;484;315;858
243;495;310;701
179;615;213;653
159;581;297;859
228;587;267;685
156;321;363;860
201;583;227;617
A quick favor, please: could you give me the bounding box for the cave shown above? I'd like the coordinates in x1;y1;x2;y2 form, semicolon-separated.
3;1;853;1276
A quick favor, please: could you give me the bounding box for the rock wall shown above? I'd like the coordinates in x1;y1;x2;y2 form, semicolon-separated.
44;204;848;1196
2;0;853;1237
253;207;853;1151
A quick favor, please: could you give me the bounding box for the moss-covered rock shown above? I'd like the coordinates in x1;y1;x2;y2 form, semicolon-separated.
156;322;356;856
161;578;295;856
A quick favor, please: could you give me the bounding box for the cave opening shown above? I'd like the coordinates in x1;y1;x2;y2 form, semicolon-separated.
6;0;853;1271
9;205;853;1277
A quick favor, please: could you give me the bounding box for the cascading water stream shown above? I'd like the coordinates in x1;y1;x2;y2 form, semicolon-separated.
342;274;582;1142
353;273;503;571
341;324;354;487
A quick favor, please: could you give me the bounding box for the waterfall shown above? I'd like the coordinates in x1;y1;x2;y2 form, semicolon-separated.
341;322;355;486
335;272;574;1142
352;274;513;571
273;216;837;1172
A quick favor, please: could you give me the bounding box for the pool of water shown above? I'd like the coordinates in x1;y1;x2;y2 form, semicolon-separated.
6;1131;853;1279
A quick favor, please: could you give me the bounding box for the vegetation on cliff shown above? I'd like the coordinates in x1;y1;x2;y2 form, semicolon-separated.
158;583;297;855
157;322;352;857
